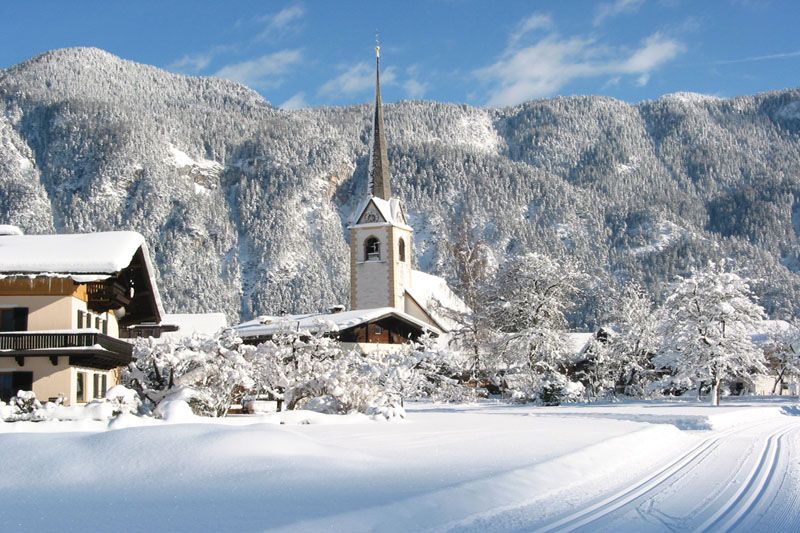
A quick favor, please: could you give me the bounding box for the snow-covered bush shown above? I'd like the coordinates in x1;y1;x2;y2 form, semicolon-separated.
104;385;142;416
0;391;49;422
126;329;256;416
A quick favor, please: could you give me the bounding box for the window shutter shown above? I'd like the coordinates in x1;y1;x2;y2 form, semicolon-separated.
13;308;28;331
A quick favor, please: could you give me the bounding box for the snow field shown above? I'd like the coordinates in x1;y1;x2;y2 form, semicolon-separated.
0;400;797;532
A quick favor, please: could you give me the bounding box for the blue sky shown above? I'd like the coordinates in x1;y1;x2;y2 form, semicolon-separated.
1;0;799;109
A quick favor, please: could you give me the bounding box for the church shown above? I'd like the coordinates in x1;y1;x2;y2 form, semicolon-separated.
235;46;465;349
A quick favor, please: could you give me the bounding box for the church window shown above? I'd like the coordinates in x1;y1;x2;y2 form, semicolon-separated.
365;237;381;261
398;238;406;262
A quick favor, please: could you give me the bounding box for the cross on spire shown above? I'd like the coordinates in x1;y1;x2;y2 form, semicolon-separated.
367;37;392;200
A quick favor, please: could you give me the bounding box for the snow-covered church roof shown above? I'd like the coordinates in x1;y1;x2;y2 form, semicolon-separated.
234;307;438;339
405;270;469;332
350;196;409;228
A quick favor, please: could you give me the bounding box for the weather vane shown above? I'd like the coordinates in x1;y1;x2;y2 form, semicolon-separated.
375;30;380;58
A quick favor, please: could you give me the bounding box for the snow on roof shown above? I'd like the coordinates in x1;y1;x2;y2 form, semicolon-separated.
565;332;595;355
0;231;145;276
0;225;24;236
0;230;165;321
350;196;409;228
160;313;229;340
406;270;468;332
749;320;793;346
234;307;438;338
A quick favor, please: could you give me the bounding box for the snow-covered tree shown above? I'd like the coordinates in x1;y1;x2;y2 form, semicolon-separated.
765;319;800;395
656;261;767;406
605;284;661;397
486;252;584;403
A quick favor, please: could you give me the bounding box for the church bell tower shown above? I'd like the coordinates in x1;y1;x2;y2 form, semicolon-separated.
349;44;414;311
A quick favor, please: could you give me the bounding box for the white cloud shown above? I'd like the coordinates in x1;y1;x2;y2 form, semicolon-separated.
280;92;308;110
318;62;397;98
256;4;305;41
619;33;684;73
404;79;429;99
594;0;645;26
476;24;684;106
168;53;214;74
509;13;554;46
715;49;800;64
214;49;303;89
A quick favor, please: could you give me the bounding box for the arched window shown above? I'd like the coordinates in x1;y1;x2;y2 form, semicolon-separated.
398;238;406;262
365;237;381;261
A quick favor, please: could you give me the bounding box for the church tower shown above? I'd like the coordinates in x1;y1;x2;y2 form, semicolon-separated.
350;44;414;311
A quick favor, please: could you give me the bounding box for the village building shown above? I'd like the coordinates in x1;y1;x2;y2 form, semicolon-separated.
0;226;169;404
235;45;465;349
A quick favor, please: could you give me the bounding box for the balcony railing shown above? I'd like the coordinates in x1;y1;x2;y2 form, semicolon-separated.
86;280;131;312
0;332;133;357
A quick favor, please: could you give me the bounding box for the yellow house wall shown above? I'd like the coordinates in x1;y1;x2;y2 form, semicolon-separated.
0;294;119;335
0;357;119;406
0;295;74;330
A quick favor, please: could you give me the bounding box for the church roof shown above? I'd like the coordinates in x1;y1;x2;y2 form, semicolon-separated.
368;45;392;201
406;270;469;332
234;307;439;338
350;196;409;228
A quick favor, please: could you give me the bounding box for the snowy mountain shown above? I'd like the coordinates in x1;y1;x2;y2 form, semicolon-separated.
2;47;800;324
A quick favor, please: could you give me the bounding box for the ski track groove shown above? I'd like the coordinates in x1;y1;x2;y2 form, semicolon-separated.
695;421;800;533
530;419;778;533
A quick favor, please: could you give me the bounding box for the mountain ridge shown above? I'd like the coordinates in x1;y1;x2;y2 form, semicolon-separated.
1;47;799;325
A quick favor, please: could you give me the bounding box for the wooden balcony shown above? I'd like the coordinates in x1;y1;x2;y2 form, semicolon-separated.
0;332;133;369
86;280;132;312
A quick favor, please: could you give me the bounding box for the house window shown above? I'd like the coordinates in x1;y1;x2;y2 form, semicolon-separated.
76;372;86;403
398;238;406;262
93;374;108;399
102;319;108;335
0;308;28;332
365;237;381;261
0;372;33;402
77;310;84;329
95;316;101;330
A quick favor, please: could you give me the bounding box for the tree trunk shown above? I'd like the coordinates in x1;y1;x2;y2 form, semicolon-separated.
711;378;721;406
772;368;786;395
697;380;705;402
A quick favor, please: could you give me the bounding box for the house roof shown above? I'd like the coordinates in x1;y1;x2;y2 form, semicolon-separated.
0;230;165;324
0;231;145;277
159;313;229;340
234;307;439;339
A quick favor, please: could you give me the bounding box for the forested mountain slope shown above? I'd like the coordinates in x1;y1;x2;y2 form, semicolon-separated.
1;48;799;325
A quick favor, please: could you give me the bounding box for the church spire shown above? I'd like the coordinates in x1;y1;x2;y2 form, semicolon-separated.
368;41;392;200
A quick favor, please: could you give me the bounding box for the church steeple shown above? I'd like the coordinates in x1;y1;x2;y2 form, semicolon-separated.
368;43;392;200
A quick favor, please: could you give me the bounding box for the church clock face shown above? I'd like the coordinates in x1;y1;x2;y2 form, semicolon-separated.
365;212;378;223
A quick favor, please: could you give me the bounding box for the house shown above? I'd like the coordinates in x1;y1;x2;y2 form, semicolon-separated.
127;312;227;341
0;226;168;404
235;45;465;350
749;320;799;396
236;307;436;352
